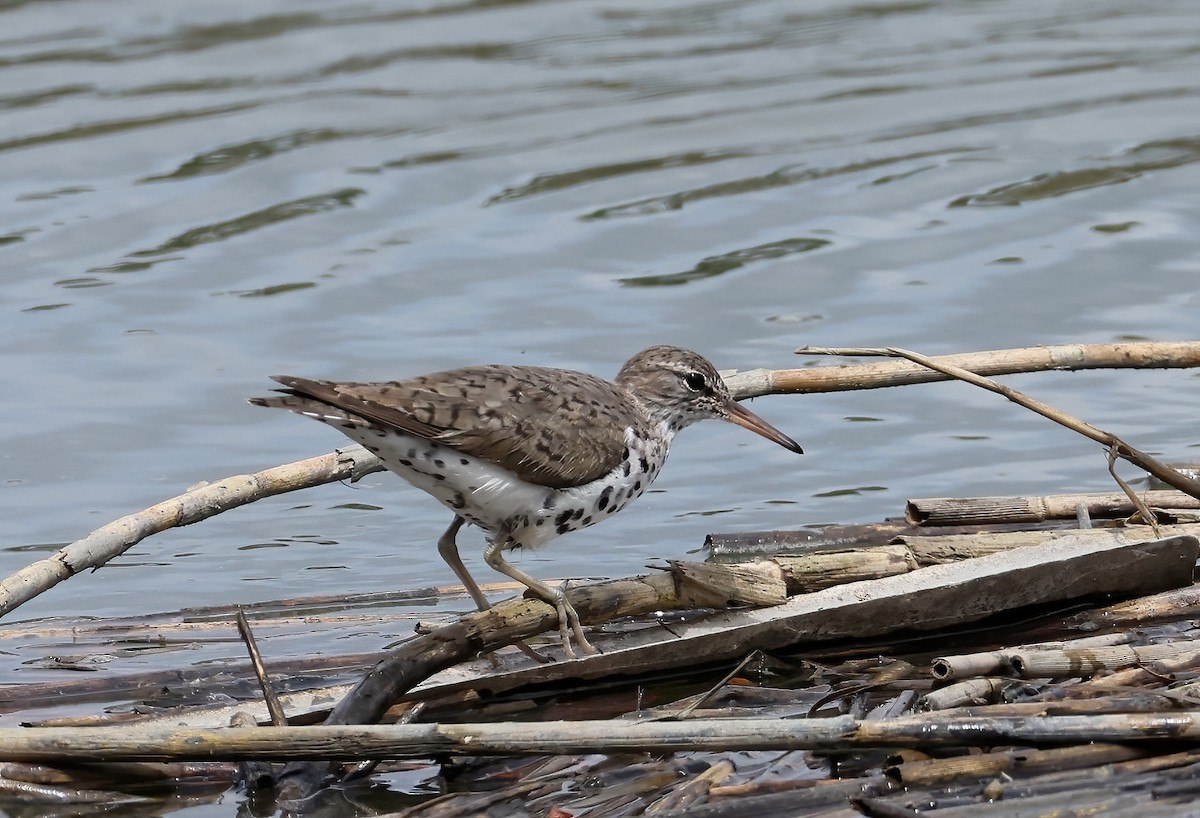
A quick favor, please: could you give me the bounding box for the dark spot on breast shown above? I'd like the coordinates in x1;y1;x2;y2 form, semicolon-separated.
535;518;545;526
634;480;642;491
597;485;612;510
407;448;417;459
450;492;466;509
434;459;445;469
340;422;356;430
544;493;558;510
555;510;573;528
366;445;380;453
556;522;572;535
622;461;631;477
581;516;593;526
639;457;650;473
460;458;470;466
433;473;446;481
399;459;413;467
572;507;584;520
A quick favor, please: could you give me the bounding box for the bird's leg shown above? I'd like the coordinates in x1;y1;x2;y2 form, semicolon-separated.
437;517;490;612
437;517;549;664
483;539;599;660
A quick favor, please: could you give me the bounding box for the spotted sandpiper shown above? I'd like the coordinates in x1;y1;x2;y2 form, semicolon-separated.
250;345;802;659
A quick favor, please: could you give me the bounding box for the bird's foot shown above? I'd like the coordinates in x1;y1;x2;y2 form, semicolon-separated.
552;584;598;660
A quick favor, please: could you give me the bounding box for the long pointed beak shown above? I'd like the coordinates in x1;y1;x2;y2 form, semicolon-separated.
724;400;803;454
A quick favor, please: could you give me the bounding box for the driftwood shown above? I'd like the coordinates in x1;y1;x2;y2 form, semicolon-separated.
0;550;1197;813
772;545;916;591
6;529;1189;736
267;529;1197;800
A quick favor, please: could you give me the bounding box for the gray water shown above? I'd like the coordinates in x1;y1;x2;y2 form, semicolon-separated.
1;0;1199;805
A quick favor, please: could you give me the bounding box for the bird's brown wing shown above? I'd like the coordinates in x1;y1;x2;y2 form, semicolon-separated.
263;365;636;488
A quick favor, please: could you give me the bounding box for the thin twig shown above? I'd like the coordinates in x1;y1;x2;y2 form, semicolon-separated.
801;345;1200;502
1106;445;1160;536
668;650;765;720
235;609;287;727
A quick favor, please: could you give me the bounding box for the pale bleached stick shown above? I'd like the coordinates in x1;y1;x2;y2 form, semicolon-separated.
729;340;1200;398
0;447;383;619
1;712;1200;762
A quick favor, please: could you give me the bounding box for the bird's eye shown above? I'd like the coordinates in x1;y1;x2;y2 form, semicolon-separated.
683;371;706;392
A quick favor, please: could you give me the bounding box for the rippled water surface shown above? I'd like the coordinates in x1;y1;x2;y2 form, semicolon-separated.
2;0;1200;808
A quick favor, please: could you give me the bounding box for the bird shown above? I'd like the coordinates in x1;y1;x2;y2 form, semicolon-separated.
249;345;803;659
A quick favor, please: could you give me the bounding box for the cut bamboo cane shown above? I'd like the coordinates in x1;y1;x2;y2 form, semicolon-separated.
932;632;1134;680
1007;644;1200;679
918;677;1020;711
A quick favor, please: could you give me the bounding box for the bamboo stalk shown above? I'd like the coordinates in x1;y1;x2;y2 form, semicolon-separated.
918;677;1018;710
1007;644;1200;679
932;632;1134;681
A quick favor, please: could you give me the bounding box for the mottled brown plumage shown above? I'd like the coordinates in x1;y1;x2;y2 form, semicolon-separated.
267;364;641;488
251;345;802;659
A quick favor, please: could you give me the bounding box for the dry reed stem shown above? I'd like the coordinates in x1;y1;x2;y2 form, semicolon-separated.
2;712;1200;762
